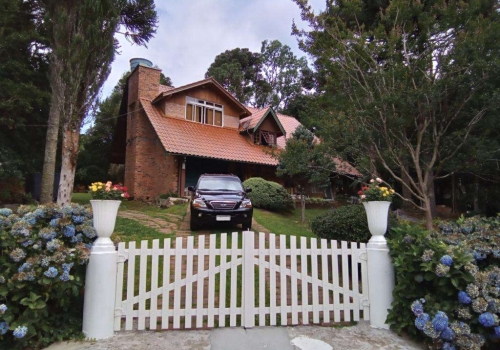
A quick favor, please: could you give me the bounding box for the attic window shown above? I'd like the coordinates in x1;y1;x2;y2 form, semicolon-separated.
185;96;223;126
254;130;275;147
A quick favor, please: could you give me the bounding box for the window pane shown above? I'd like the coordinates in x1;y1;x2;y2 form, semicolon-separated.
206;109;214;124
215;110;222;126
195;106;203;123
186;104;193;121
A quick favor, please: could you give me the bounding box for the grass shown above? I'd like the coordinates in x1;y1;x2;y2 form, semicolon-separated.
112;217;175;244
253;207;330;238
71;192;91;205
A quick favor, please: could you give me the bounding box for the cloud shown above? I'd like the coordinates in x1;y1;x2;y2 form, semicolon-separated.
101;0;324;98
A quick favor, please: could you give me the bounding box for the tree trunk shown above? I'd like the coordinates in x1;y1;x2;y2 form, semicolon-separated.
473;176;480;213
301;193;306;223
426;170;437;217
424;197;434;230
401;165;412;209
40;83;62;204
57;125;80;206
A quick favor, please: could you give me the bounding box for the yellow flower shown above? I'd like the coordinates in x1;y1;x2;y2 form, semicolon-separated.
383;194;387;197
380;187;388;191
390;189;395;194
98;186;102;190
91;186;97;191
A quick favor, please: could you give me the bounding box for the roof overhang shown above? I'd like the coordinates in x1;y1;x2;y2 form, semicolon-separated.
253;108;286;137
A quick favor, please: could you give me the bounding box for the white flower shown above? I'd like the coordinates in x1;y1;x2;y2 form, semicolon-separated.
361;195;366;199
370;179;375;183
376;178;382;183
121;193;125;197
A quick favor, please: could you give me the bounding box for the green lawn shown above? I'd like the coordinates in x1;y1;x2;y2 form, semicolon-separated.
253;207;329;238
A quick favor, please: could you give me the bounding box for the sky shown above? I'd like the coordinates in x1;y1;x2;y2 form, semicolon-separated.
100;0;324;98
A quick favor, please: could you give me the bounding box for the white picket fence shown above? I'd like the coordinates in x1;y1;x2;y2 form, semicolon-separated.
113;231;369;331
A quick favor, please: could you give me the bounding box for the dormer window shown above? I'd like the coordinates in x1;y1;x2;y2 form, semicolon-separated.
185;96;223;126
253;130;276;147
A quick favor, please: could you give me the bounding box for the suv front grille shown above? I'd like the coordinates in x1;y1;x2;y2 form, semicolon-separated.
210;201;237;210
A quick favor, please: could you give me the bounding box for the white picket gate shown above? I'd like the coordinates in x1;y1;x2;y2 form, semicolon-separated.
113;231;369;331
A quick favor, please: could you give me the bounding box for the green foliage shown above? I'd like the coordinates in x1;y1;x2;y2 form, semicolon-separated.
311;204;370;242
387;216;500;348
0;204;96;349
242;178;294;212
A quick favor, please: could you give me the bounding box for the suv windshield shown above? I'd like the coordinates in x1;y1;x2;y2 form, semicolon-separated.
198;177;244;191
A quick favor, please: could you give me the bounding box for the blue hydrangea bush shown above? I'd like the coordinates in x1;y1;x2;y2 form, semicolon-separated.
0;204;96;349
387;216;500;349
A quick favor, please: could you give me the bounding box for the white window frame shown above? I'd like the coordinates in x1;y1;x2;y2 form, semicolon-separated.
185;96;224;127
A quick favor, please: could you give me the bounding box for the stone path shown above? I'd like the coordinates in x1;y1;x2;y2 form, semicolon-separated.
118;210;182;235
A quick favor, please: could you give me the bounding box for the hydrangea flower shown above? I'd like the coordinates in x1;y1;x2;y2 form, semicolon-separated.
415;313;430;330
13;325;28;338
440;327;455;341
21;212;37;225
440;255;453;267
0;321;8;335
442;342;456;350
411;300;424;316
18;262;32;273
458;291;472;304
0;208;13;217
421;249;435;262
62;263;74;273
495;326;500;337
478;312;496;327
0;304;7;314
10;248;26;262
44;267;58;278
59;272;70;282
0;276;5;283
432;311;449;332
435;263;450;277
46;239;61;252
39;228;57;241
49;218;59;227
82;226;97;239
11;221;30;237
473;251;487;261
72;215;85;224
63;225;76;237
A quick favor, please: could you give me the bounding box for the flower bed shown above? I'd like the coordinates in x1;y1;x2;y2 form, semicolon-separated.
387;216;500;349
0;204;96;349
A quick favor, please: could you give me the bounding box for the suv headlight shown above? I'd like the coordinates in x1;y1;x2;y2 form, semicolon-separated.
192;198;207;208
241;199;252;208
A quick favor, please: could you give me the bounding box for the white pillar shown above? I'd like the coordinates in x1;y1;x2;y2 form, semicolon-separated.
367;236;395;329
82;237;117;339
242;230;255;328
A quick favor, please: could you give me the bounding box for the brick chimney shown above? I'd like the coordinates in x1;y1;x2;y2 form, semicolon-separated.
127;58;161;103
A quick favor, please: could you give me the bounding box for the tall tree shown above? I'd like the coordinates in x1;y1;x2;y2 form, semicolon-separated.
205;48;261;104
39;0;158;205
293;0;500;228
255;40;313;110
0;0;50;190
276;125;331;223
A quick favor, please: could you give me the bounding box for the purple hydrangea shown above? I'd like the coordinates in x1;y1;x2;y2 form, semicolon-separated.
494;326;500;337
72;215;85;224
411;300;425;316
458;291;472;305
63;225;76;237
0;304;7;314
473;251;487;261
59;272;70;282
440;255;453;267
478;312;496;327
442;342;456;350
432;311;449;332
440;327;455;341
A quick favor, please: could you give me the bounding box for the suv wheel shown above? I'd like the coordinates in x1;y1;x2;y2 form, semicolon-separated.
190;214;200;231
242;218;252;230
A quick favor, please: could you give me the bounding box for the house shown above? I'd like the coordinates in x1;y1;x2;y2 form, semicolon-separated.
111;60;361;200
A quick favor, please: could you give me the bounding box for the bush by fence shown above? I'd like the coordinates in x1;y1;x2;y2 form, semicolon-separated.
311;204;371;242
387;216;500;349
0;204;95;349
243;178;295;212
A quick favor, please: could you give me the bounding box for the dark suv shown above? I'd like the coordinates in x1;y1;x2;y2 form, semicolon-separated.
188;174;253;231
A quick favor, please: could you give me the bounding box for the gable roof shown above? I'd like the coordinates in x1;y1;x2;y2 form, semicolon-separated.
239;107;286;137
140;98;277;166
152;77;252;117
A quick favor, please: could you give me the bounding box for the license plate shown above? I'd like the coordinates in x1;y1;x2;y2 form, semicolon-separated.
216;215;231;221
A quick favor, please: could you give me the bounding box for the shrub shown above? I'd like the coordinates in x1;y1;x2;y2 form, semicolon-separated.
0;204;96;349
243;178;295;212
387;216;500;349
305;197;331;207
311;204;370;242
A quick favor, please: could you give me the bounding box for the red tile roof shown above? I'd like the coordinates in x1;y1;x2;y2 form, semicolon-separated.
158;85;174;93
140;98;278;165
140;99;362;176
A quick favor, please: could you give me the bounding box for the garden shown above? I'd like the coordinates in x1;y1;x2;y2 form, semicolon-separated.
0;178;499;349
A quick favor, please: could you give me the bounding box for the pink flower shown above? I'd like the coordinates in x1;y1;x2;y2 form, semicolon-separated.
361;195;366;199
376;178;382;183
370;179;375;183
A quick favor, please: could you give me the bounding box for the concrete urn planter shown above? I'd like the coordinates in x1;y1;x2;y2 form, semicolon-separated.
90;200;121;247
362;201;391;242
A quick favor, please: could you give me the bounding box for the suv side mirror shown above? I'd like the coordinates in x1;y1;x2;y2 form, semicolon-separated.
187;186;195;192
245;188;252;193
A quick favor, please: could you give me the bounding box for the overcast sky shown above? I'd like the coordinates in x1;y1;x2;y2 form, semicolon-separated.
101;0;324;98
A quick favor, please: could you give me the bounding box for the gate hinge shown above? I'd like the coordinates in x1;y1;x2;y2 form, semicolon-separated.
359;297;370;307
118;251;128;263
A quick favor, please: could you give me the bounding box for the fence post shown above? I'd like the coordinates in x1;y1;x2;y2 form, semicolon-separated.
366;236;395;329
82;236;118;339
242;230;255;328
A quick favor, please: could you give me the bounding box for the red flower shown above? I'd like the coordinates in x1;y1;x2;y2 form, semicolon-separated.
357;190;364;195
362;186;369;191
